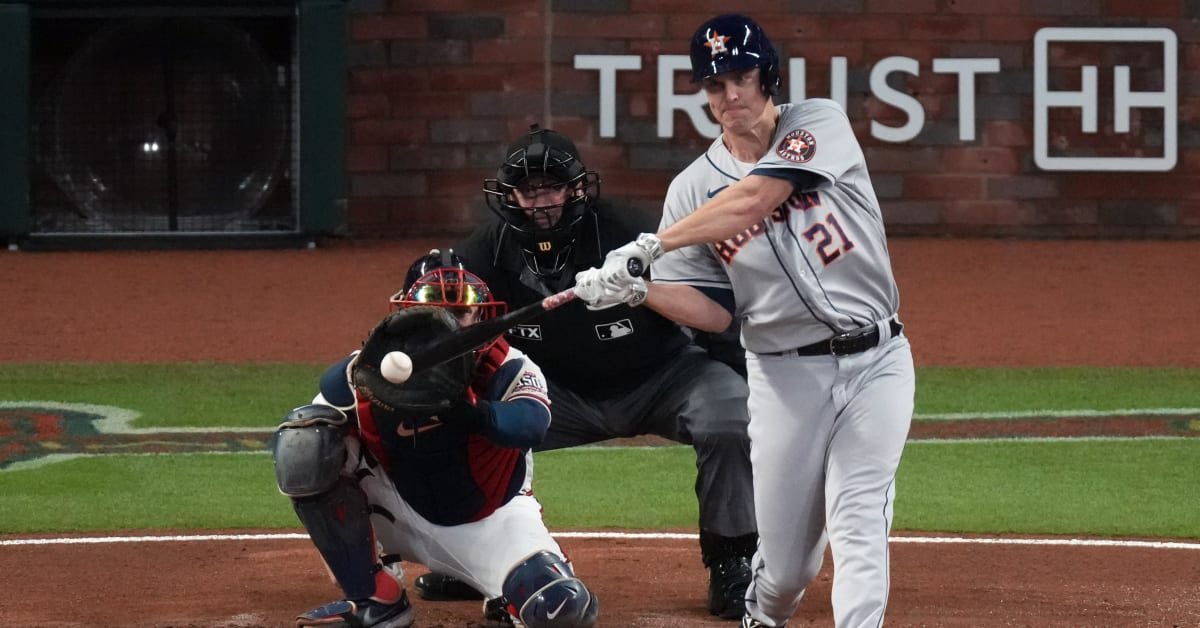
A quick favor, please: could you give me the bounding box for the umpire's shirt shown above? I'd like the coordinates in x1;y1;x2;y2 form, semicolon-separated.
455;201;690;399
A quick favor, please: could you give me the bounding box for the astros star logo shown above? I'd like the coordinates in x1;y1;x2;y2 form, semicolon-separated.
776;129;818;163
705;30;730;57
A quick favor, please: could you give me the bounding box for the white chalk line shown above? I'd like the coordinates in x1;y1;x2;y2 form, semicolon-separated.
4;401;1197;435
914;407;1200;420
1;531;1197;550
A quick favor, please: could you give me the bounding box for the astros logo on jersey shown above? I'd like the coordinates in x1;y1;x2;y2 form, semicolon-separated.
704;30;730;56
777;129;817;163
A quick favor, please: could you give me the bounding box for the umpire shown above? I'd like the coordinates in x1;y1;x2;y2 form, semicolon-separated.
413;125;758;620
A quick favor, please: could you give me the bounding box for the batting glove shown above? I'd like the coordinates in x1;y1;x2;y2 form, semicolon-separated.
574;268;648;311
601;233;664;281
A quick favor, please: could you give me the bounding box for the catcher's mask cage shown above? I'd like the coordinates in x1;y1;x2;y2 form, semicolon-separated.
389;266;507;326
689;13;781;96
483;125;601;277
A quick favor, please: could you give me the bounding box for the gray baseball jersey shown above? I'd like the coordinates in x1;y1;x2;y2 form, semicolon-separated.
654;99;901;354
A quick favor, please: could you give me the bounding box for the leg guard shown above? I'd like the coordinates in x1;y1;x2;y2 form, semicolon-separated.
273;405;384;601
502;551;598;628
272;404;349;497
293;477;386;601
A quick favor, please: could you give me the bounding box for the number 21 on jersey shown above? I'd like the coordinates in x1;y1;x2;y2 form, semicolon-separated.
803;213;855;265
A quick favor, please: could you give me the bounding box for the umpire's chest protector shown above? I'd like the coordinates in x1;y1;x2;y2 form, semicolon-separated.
503;298;689;394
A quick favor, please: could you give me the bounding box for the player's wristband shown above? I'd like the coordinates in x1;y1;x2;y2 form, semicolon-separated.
635;233;664;261
627;279;648;307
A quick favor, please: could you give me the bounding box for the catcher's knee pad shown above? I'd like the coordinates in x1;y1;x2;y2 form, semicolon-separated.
271;404;348;497
502;551;599;628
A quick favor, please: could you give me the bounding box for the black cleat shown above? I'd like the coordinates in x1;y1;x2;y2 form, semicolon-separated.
482;596;517;626
413;571;485;601
708;555;752;620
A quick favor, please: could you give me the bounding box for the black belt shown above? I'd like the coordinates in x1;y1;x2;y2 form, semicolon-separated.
764;319;903;357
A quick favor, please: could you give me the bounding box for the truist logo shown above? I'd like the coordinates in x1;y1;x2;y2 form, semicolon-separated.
576;27;1178;172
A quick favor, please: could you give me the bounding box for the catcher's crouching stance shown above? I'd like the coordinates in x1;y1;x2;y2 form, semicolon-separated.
271;251;599;628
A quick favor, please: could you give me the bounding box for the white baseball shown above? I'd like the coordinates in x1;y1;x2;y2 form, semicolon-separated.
380;351;413;384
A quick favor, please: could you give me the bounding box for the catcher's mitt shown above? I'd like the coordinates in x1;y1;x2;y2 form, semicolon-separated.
351;306;474;418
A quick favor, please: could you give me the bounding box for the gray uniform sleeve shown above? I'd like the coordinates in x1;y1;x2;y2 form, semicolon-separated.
653;150;733;291
752;99;863;185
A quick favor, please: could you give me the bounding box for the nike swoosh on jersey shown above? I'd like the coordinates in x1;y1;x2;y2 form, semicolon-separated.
394;418;443;437
706;185;729;198
546;597;570;620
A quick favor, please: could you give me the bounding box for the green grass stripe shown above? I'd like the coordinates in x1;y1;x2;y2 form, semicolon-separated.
1;440;1198;539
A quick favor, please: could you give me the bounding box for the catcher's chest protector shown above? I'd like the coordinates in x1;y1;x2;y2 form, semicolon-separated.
352;385;524;526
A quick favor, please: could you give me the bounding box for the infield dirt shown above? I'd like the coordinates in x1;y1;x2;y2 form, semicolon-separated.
1;238;1198;626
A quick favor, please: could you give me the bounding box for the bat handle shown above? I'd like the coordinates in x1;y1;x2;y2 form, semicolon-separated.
542;288;576;310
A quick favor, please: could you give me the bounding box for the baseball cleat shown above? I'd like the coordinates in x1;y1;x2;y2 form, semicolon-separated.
413;572;484;601
296;589;415;627
741;616;783;628
482;595;520;626
708;554;752;619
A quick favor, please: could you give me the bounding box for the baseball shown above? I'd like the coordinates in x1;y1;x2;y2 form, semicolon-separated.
380;351;413;384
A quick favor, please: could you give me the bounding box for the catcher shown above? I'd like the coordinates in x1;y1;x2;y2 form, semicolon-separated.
271;249;598;628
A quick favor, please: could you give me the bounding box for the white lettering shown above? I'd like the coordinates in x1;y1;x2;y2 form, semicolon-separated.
657;54;717;139
786;57;848;111
788;57;806;102
572;27;1179;173
932;58;1001;141
870;56;924;143
1033;27;1177;171
575;55;641;138
830;57;848;112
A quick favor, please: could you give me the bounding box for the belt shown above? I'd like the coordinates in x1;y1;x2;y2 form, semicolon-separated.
763;319;903;357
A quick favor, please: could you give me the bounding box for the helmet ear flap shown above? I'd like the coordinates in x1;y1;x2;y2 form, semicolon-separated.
762;60;781;96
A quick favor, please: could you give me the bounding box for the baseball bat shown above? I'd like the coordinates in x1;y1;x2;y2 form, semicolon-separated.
406;288;577;374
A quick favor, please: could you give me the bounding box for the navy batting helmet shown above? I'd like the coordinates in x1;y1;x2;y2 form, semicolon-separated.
689;14;780;96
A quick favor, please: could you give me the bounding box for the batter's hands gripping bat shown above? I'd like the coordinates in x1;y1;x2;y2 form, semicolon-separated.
405;288;577;376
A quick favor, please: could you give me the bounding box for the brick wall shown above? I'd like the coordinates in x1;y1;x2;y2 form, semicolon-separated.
343;1;1200;238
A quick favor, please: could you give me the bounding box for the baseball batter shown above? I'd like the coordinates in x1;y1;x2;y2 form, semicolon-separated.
271;253;598;628
575;13;916;628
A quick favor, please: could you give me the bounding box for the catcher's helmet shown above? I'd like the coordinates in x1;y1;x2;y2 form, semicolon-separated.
391;249;507;323
483;125;601;277
402;248;464;294
689;13;781;96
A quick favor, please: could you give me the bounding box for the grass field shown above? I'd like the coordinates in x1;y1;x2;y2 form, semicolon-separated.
1;364;1198;539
